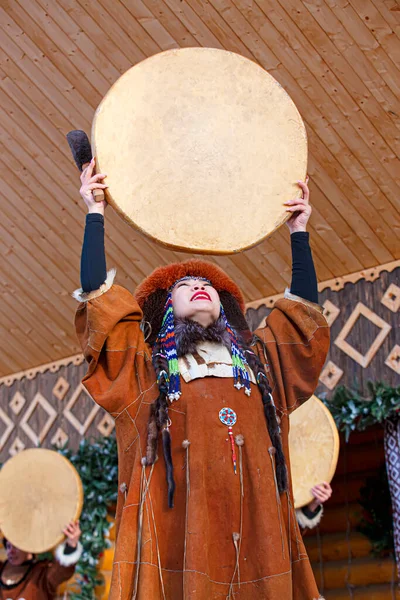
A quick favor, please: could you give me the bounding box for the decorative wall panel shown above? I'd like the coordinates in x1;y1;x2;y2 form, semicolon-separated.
247;267;399;399
0;360;112;463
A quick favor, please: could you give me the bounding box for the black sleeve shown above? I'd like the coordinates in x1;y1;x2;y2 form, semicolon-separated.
64;543;76;556
301;504;322;519
290;232;318;304
80;213;107;293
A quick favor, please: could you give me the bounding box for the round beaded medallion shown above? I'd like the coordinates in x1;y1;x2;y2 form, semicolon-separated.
219;407;237;427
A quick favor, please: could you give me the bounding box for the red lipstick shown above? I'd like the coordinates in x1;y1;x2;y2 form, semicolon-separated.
191;291;211;301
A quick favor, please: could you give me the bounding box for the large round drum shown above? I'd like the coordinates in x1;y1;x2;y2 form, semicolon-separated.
289;396;339;509
0;449;83;553
92;47;307;254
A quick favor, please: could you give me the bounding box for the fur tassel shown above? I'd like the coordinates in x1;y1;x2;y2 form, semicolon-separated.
144;403;159;466
244;341;288;495
263;402;288;493
162;428;175;508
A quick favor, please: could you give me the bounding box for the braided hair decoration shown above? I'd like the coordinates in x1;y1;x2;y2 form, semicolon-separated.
143;278;287;508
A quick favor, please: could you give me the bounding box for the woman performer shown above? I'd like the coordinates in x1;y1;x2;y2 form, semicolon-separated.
0;521;82;600
74;160;330;599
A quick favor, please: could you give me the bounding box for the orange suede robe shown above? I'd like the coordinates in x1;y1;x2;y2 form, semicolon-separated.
75;283;329;599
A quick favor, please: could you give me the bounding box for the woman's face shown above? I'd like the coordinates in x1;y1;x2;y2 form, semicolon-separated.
171;278;220;328
5;541;32;566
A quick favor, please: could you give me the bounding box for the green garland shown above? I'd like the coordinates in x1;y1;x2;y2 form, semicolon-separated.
324;381;400;442
58;436;118;600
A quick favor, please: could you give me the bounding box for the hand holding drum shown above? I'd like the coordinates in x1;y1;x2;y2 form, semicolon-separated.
79;158;108;215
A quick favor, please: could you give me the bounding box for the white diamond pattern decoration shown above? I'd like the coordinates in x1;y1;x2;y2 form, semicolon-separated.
381;284;400;313
52;376;70;401
9;437;25;457
319;360;344;391
334;303;392;368
20;392;57;446
51;427;69;448
63;384;99;435
322;300;340;327
385;345;400;375
97;414;115;437
0;408;15;451
9;391;26;415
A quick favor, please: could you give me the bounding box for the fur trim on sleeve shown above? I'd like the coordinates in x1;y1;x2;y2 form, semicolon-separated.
72;268;116;303
284;288;324;315
54;541;83;567
296;505;324;530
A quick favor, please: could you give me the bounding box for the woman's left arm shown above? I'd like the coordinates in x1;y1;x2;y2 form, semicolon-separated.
255;178;330;414
285;177;318;304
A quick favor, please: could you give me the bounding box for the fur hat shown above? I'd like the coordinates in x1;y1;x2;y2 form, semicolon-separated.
135;260;245;311
135;260;248;346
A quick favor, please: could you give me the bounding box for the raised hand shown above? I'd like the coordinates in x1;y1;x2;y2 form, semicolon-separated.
284;176;312;234
308;482;332;512
63;520;81;548
79;157;108;215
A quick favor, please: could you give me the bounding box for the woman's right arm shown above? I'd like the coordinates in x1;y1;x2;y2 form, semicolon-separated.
74;159;148;415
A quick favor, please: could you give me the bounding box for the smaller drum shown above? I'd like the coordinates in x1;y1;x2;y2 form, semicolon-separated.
289;396;339;509
0;449;83;553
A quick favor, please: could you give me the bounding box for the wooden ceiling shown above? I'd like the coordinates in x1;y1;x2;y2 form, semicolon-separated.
0;0;399;377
